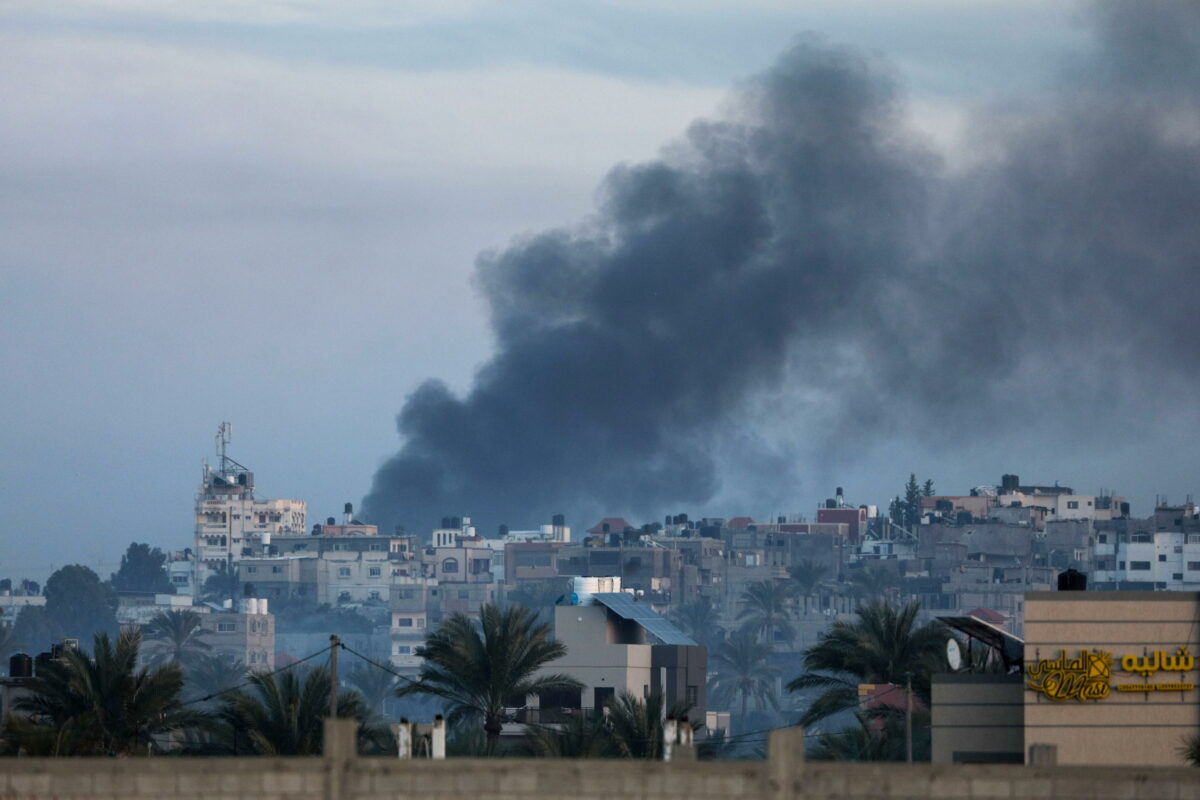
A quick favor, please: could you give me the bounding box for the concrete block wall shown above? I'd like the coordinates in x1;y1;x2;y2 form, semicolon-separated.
1;722;1198;800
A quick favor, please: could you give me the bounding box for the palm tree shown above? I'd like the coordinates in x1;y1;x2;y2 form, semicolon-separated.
8;629;208;755
218;666;382;755
1179;732;1200;766
737;580;795;647
708;629;781;716
670;599;725;647
346;664;398;718
184;652;246;702
396;603;581;745
605;691;692;759
786;599;946;728
525;709;614;758
504;580;567;626
846;562;900;603
787;560;827;607
142;610;211;669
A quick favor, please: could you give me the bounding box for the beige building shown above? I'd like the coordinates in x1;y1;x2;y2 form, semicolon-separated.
193;426;306;588
198;601;275;670
1022;590;1200;766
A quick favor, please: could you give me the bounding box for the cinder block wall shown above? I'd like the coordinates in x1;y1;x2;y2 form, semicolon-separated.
1;724;1197;800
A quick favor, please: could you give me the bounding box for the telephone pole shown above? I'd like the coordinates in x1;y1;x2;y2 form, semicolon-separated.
905;671;913;764
330;634;340;718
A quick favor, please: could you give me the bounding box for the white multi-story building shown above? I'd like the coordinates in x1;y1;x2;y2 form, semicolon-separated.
193;424;306;590
1093;526;1200;589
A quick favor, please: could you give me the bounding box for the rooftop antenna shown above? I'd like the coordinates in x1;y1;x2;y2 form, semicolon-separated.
216;422;232;468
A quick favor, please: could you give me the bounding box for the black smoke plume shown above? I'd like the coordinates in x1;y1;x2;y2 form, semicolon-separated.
364;1;1200;535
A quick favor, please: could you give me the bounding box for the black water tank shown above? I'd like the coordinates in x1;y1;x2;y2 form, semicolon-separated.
344;502;353;515
552;514;565;527
1120;502;1131;517
825;499;836;509
1001;474;1020;492
499;524;509;537
326;517;336;526
34;652;52;674
1058;569;1088;591
9;652;32;678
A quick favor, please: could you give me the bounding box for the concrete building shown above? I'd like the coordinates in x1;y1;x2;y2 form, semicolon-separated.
199;600;275;669
538;577;706;727
193;425;306;588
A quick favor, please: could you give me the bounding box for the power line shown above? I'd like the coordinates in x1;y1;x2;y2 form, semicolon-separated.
180;643;333;707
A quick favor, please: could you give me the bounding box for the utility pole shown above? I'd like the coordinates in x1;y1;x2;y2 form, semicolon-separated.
905;672;913;764
330;634;340;718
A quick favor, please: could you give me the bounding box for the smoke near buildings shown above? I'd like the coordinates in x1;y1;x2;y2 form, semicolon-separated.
362;1;1200;534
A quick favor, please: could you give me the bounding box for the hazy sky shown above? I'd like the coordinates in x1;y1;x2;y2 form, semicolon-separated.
5;1;1194;581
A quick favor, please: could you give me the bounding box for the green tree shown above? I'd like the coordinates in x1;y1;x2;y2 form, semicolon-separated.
737;580;795;646
44;565;118;642
847;561;901;603
142;609;211;670
922;478;935;497
345;664;398;717
396;603;581;745
6;629;208;755
185;652;246;703
11;606;61;653
669;598;725;647
903;473;922;529
787;560;828;601
525;709;614;758
200;561;242;605
605;691;691;759
110;542;174;594
786;600;946;728
217;667;381;755
708;629;781;716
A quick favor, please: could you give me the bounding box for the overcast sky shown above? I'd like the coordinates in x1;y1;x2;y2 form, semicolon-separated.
7;1;1192;582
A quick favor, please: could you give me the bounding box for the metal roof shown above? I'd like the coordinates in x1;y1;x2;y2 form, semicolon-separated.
590;593;698;646
937;614;1025;669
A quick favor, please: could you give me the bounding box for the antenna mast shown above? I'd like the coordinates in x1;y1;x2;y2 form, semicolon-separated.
216;422;232;469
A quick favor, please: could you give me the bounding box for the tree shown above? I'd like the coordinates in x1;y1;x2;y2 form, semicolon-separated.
110;542;174;594
43;565;118;642
787;560;828;601
185;652;246;703
11;606;61;654
396;603;581;745
0;621;18;664
846;561;901;603
200;561;241;604
708;629;781;716
669;598;725;648
346;664;398;717
525;709;615;758
7;629;208;755
605;691;692;759
142;610;211;670
737;580;795;646
922;478;935;497
217;667;381;755
786;600;946;729
903;473;922;529
503;580;567;626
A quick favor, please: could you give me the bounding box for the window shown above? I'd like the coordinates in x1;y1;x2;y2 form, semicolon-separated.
368;591;381;601
1119;561;1126;570
217;622;237;632
1097;534;1106;544
397;617;413;627
686;685;698;706
369;543;383;551
333;543;348;551
172;575;188;584
369;566;382;577
1174;574;1184;581
1187;562;1200;571
417;618;425;628
441;558;459;574
244;566;257;574
338;567;351;578
272;566;282;574
395;645;411;655
1067;501;1079;510
1130;561;1152;571
1176;546;1184;554
1159;554;1167;562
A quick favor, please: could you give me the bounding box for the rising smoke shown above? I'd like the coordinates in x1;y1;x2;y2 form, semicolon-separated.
363;1;1200;535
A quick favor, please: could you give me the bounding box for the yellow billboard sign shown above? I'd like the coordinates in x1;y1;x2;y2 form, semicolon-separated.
1026;647;1196;700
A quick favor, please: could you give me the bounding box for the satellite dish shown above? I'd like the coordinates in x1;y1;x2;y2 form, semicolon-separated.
947;638;963;671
